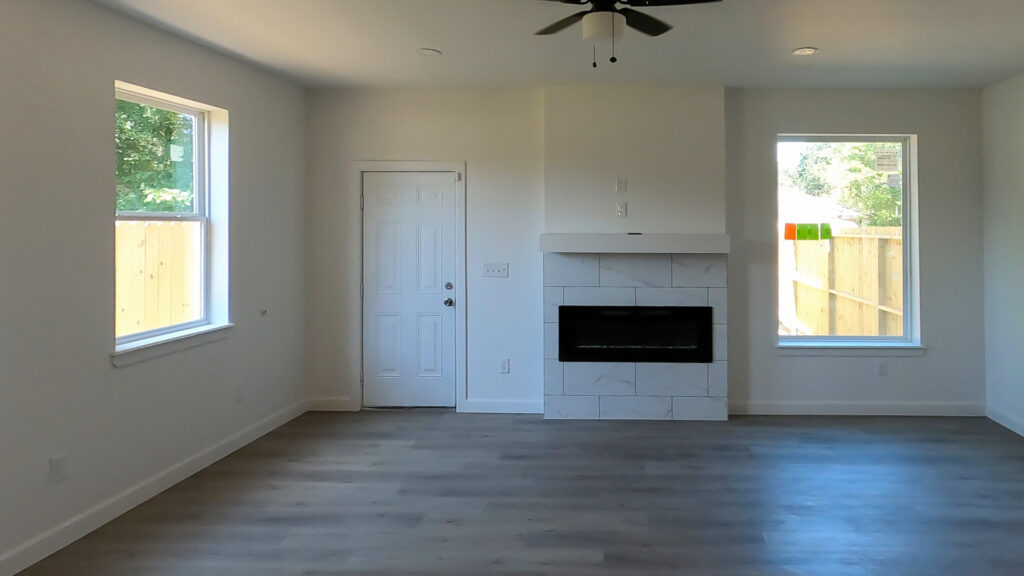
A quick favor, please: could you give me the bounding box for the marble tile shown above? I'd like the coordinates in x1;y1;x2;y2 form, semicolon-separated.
544;396;599;419
564;362;635;396
635;287;708;307
564;287;635;306
544;359;564;396
543;287;563;323
709;362;728;398
542;251;730;420
600;396;673;420
672;254;727;288
713;324;727;361
544;323;559;359
673;396;728;421
599;254;672;287
544;253;599;287
636;363;708;397
709;287;728;324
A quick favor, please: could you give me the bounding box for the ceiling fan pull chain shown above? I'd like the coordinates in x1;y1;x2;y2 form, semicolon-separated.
593;44;598;68
610;15;618;63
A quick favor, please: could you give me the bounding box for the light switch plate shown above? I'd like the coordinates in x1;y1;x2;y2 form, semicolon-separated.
483;263;509;277
616;177;628;194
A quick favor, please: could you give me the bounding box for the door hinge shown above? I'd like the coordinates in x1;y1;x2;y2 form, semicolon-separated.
456;172;462;182
360;283;364;298
360;194;364;209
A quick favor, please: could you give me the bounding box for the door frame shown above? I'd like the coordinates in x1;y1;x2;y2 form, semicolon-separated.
355;161;467;411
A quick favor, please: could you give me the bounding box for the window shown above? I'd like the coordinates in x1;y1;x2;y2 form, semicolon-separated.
114;83;228;350
777;135;918;345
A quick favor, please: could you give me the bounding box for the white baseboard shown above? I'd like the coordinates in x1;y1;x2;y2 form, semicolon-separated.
307;396;542;414
730;400;985;417
306;396;360;411
987;406;1024;437
458;398;543;414
0;399;309;576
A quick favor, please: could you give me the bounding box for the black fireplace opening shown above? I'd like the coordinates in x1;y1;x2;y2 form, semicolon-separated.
559;306;712;363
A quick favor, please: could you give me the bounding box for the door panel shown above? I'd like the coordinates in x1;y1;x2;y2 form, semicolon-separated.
363;172;456;407
374;313;401;378
417;224;442;294
377;222;402;294
416;314;443;377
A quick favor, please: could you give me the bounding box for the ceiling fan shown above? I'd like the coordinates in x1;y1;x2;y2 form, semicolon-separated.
535;0;722;38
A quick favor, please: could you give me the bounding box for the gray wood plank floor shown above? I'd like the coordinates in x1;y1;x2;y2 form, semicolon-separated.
20;411;1024;576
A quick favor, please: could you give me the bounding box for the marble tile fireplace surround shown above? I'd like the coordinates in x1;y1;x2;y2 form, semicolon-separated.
541;233;729;421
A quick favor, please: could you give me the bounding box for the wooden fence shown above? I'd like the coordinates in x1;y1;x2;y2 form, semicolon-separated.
788;227;903;336
115;220;201;338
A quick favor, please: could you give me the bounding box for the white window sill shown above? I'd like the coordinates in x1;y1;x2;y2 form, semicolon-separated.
112;323;233;368
777;341;926;357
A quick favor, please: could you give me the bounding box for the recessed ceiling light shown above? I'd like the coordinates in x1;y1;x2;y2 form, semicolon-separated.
791;46;821;56
417;48;443;57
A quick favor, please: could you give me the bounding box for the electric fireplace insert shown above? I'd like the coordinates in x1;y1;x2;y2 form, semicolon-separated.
558;305;712;363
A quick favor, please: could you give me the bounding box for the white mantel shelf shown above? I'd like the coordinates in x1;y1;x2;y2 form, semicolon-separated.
539;233;730;254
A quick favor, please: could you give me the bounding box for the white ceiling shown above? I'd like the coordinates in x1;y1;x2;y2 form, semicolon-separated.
92;0;1024;89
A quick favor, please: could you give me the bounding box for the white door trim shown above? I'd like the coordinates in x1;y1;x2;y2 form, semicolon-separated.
355;161;467;411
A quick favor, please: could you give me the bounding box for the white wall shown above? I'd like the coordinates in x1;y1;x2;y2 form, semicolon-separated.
982;74;1024;436
0;0;307;572
726;88;986;415
305;88;545;413
545;85;726;233
306;86;988;418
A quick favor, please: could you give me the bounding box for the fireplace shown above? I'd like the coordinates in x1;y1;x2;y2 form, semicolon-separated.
559;306;712;363
540;240;729;421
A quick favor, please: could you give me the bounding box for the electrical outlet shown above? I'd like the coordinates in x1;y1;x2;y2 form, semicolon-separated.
616;177;628;194
876;360;889;377
616;201;628;217
483;263;509;278
49;453;69;485
499;357;511;374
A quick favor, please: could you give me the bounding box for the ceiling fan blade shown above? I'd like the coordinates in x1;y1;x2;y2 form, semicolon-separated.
535;0;589;3
535;10;590;35
620;0;721;6
618;7;672;36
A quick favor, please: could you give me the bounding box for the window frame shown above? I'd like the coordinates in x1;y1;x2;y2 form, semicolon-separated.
776;133;920;348
114;87;212;346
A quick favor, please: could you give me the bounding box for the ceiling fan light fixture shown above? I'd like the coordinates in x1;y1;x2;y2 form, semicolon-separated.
791;46;821;56
582;12;626;41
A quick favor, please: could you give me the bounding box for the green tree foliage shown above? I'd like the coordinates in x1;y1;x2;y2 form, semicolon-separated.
789;142;833;197
784;142;902;226
115;99;195;212
840;143;902;226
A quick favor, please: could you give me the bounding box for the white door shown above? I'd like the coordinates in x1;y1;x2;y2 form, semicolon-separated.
362;172;457;407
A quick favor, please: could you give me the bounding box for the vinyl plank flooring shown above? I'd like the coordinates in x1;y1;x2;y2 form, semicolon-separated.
19;411;1024;576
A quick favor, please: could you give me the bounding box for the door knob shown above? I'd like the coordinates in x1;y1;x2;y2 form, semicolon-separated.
443;298;454;307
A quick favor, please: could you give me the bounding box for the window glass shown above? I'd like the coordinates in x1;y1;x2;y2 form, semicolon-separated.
115;220;203;338
778;139;907;339
115;99;197;214
115;92;207;342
